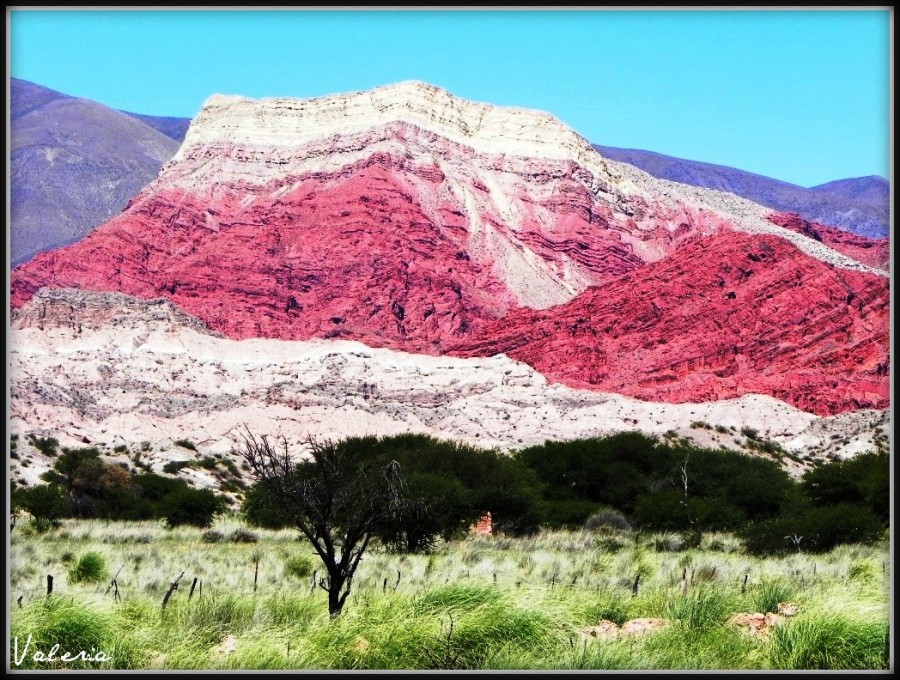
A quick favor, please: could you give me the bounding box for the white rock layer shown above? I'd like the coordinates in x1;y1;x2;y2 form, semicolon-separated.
9;290;888;486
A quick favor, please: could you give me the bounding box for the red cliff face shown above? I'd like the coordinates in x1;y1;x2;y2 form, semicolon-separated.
11;173;508;353
767;212;890;271
8;158;658;353
451;232;889;416
9;83;890;418
9;123;735;353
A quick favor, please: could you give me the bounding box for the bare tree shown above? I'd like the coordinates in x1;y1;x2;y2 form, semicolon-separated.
239;427;405;618
675;452;701;546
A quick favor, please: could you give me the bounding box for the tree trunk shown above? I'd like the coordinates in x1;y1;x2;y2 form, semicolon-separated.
328;575;347;618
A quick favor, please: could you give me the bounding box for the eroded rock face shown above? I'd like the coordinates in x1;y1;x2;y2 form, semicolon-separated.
12;289;886;486
9;81;890;418
452;232;889;416
767;212;890;271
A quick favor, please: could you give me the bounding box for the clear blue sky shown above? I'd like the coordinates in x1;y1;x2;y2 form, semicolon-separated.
8;8;891;187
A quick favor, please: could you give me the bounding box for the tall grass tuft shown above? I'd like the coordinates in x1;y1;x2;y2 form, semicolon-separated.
581;591;634;626
10;597;139;669
68;551;108;584
415;584;501;613
666;586;735;631
768;615;889;669
751;578;795;614
443;604;551;669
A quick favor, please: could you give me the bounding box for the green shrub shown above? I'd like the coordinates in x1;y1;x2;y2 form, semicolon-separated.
740;427;759;440
742;504;884;555
25;517;55;535
801;452;889;524
160;487;224;528
174;439;197;451
230;528;259;543
539;499;600;529
27;435;60;457
68;551;108;584
220;479;248;493
284;554;315;579
162;460;193;475
242;481;293;529
201;530;224;543
584;507;632;533
13;484;69;528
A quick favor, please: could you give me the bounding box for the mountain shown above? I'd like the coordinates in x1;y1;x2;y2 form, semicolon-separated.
9;78;187;266
593;145;890;239
119;111;192;142
766;212;889;271
810;175;890;209
10;77;885;273
10;81;889;430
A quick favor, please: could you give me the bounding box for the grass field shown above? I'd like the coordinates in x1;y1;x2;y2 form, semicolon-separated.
8;517;891;670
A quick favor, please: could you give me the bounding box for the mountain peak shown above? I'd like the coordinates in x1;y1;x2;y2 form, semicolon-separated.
175;80;594;172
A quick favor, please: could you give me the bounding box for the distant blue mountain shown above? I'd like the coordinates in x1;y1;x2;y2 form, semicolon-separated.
121;112;192;142
11;78;192;142
593;145;889;238
810;175;890;211
10;78;187;266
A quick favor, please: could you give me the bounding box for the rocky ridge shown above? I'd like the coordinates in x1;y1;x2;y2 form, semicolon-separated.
452;231;889;416
10;289;888;487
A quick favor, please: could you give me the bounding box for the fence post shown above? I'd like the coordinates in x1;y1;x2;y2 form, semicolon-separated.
47;575;53;596
105;566;123;598
162;571;185;610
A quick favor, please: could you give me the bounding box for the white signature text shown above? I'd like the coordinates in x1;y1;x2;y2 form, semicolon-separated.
12;634;111;666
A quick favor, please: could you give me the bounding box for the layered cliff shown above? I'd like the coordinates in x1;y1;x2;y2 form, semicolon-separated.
452;232;889;416
767;212;890;271
11;288;887;487
10;81;890;419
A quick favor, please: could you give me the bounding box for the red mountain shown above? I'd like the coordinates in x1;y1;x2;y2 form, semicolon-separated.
10;82;889;417
767;212;890;271
451;232;889;416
